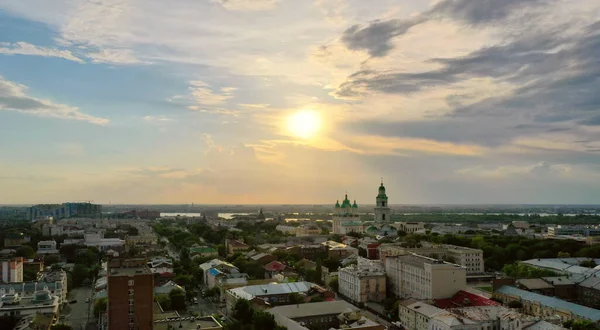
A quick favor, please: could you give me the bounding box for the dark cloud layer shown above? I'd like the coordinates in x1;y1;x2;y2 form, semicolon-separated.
340;0;554;57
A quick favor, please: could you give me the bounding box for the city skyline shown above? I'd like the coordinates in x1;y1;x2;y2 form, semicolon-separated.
1;0;600;204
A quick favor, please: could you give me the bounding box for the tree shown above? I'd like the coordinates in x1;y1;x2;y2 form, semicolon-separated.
94;297;107;317
328;277;339;292
288;292;304;304
507;300;523;309
580;260;597;268
252;310;278;330
71;264;89;287
23;268;38;281
44;254;61;266
169;288;186;311
155;295;171;310
314;259;323;284
397;230;407;237
232;299;254;323
15;245;35;259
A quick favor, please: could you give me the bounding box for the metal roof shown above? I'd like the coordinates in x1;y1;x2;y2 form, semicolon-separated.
496;286;600;321
227;281;315;300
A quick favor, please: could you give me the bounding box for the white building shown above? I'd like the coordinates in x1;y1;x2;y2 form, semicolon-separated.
276;225;298;235
385;253;466;300
398;301;556;330
394;222;426;234
83;233;125;251
36;241;58;255
0;290;59;319
331;194;364;235
338;257;386;303
374;181;391;222
380;244;484;275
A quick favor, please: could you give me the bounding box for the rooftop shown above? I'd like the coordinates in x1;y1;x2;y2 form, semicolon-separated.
268;300;357;318
496;285;600;321
517;278;555;290
405;301;445;317
435;290;500;309
109;266;151;276
153;316;222;330
227;281;315;300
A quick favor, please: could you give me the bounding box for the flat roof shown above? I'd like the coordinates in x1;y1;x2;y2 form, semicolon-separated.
517;278;555;290
110;267;151;276
268;300;357;318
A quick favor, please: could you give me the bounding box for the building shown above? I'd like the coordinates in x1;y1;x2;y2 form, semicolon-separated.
153;315;223;330
385;253;466;299
0;274;67;305
399;300;551;330
41;225;62;237
379;244;485;275
521;258;600;278
548;225;600;237
296;224;321;237
28;202;102;221
199;259;237;285
4;233;28;248
394;222;425;234
276;225;298;235
338;257;386;303
434;290;500;309
0;289;60;319
225;239;249;256
516;278;555;296
285;244;324;261
542;277;577;301
321;241;358;260
246;251;277;265
1;257;23;283
332;194;364;235
264;261;288;279
36;241;59;255
84;233;126;251
268;300;385;330
225;282;327;315
494;285;600;323
107;257;154;330
576;276;600;309
373;181;391;223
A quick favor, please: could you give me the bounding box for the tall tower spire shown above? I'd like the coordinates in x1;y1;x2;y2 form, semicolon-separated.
374;179;390;222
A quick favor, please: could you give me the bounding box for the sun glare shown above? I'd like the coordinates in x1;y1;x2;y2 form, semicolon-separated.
287;110;322;139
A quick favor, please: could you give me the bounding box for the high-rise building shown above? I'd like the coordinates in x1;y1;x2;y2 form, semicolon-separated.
374;181;390;223
107;257;154;330
0;257;24;283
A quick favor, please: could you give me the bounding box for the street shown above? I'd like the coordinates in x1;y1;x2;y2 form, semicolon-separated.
66;287;94;330
188;292;219;316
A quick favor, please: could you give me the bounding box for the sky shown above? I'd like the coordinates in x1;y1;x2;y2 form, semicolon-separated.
1;0;600;205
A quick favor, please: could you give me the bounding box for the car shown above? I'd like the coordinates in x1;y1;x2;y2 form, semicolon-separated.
85;298;90;303
69;300;77;304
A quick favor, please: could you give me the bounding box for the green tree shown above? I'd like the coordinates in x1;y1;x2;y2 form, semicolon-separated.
155;295;171;310
232;299;254;323
580;260;597;268
288;292;304;304
94;297;108;317
169;288;187;310
23;268;38;281
15;245;35;259
252;310;278;330
558;251;571;258
328;277;339;292
71;264;89;287
44;254;61;266
314;259;323;284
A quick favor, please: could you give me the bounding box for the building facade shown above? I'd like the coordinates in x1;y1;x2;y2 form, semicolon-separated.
373;181;390;223
394;222;425;234
380;244;484;275
385;254;466;300
0;257;23;283
107;258;154;330
332;195;364;235
338;257;386;303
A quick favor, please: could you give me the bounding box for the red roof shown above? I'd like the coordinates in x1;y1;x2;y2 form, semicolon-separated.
435;290;499;309
263;261;286;272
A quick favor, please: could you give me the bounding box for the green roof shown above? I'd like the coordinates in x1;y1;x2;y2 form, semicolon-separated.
352;200;358;208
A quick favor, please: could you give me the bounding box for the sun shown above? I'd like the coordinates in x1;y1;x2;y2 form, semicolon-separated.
287;110;322;139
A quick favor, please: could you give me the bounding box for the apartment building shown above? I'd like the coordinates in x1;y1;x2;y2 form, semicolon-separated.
107;257;154;330
296;224;321;237
385;253;466;300
0;257;23;283
321;241;358;260
338;257;386;303
380;244;484;275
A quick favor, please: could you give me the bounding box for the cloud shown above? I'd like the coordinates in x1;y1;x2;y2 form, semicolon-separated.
238;103;270;108
339;0;553;57
0;42;84;63
0;76;109;125
188;80;236;106
211;0;280;11
345;135;486;156
457;162;572;178
143;115;174;122
86;48;150;65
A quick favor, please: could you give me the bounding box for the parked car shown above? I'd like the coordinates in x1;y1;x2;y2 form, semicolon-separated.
85;298;90;303
69;300;77;304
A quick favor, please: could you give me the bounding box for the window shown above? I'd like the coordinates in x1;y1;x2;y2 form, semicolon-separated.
128;279;134;286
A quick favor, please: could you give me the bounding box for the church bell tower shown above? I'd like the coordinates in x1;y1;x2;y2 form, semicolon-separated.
374;179;390;222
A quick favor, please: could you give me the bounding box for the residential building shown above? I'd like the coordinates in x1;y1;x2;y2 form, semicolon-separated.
225;282;329;315
296;224;321;237
576;276;600;309
225;239;249;256
385;253;466;299
0;289;60;319
23;259;43;275
494;285;600;323
84;233;125;251
0;257;23;283
107;257;154;330
548;225;600;237
268;300;385;330
379;244;484;275
207;267;246;290
147;257;174;286
321;240;358;260
28;202;102;221
394;222;425;234
153;315;223;330
521;258;600;277
247;252;277;265
36;241;58;255
517;278;555;296
199;259;237;285
0;276;67;305
41;225;62;237
542;277;577;301
434;290;500;309
4;233;27;248
285;244;323;260
338;257;386;303
399;300;552;330
264;261;287;279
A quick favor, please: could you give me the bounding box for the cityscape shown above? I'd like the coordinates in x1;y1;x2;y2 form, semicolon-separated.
2;0;600;330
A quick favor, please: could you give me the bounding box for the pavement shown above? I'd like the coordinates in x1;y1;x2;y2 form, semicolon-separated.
66;287;94;330
188;292;219;317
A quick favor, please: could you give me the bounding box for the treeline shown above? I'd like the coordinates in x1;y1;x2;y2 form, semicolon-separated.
402;233;597;271
391;213;600;225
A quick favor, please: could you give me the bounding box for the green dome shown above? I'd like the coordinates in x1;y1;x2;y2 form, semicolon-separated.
335;200;340;208
379;183;386;192
352;200;358;208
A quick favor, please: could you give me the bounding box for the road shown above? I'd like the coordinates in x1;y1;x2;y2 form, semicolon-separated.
66;287;94;330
